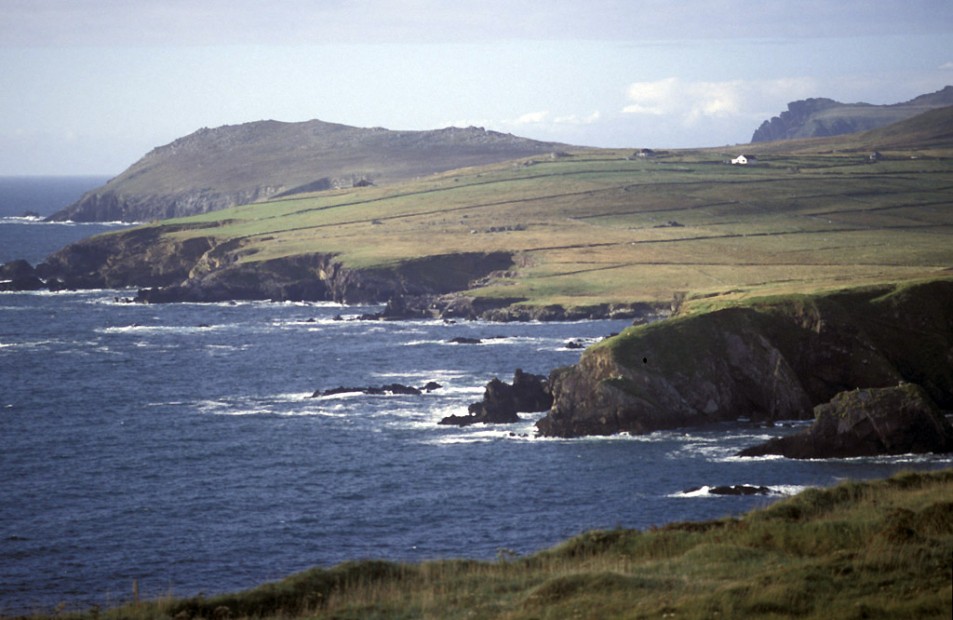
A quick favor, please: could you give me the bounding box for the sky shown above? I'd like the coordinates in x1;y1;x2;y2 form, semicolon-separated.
1;0;951;175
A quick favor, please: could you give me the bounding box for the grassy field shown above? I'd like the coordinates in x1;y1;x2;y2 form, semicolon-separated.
19;469;952;619
144;109;953;312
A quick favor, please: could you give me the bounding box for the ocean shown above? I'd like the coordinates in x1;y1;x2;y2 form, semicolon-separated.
2;178;951;614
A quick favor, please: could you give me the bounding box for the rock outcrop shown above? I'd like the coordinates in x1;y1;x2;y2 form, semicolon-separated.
737;383;953;459
0;259;44;291
536;280;953;439
440;369;552;426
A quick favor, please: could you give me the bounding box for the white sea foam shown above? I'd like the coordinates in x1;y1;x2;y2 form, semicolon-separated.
98;323;230;335
0;338;67;351
0;216;133;226
192;395;339;418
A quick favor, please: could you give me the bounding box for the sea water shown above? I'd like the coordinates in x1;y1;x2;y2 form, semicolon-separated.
2;179;951;614
0;176;122;265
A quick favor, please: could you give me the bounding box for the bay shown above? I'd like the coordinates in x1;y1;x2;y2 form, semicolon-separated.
2;181;951;615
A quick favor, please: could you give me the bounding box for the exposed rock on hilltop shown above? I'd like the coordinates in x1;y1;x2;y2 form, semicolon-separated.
536;280;953;439
751;86;953;142
49;120;576;222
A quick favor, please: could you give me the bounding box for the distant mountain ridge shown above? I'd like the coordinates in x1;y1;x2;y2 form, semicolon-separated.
49;120;575;223
751;86;953;143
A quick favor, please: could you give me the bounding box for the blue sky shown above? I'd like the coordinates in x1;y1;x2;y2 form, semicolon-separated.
1;0;951;175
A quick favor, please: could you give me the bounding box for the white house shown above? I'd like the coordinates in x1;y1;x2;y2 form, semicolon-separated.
731;155;749;165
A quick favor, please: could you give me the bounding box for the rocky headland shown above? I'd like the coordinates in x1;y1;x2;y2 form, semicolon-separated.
47;120;577;223
528;279;953;457
750;86;953;142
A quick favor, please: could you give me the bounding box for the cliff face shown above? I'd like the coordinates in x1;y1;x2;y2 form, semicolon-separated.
537;280;953;438
750;86;953;143
30;226;516;306
737;384;953;459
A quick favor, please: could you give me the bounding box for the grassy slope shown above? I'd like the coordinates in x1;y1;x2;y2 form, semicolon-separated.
147;108;953;311
32;469;953;619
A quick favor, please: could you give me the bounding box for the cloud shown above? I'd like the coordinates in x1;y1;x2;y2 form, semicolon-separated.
554;111;601;125
501;109;602;135
622;77;817;125
622;78;678;115
941;61;953;70
513;110;550;125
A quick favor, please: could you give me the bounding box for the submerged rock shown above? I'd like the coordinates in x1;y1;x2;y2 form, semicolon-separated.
737;383;953;459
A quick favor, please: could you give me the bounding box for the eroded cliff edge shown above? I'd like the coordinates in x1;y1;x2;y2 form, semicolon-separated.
16;226;513;308
3;225;656;321
536;280;953;438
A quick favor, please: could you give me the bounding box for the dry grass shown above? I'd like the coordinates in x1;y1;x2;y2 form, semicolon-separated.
19;469;952;619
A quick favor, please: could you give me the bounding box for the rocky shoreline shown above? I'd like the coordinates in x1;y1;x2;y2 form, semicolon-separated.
6;227;952;459
0;228;665;322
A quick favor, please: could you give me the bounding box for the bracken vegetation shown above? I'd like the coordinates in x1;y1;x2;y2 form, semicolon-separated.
10;469;952;619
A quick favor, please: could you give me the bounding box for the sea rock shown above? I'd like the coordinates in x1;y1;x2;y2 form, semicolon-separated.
709;485;772;496
312;382;437;398
737;383;953;459
536;280;953;438
683;485;773;496
439;369;552;426
448;337;482;345
0;259;43;291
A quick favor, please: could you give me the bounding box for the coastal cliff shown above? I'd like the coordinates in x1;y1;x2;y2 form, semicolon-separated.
536;280;953;438
23;226;516;306
5;224;659;320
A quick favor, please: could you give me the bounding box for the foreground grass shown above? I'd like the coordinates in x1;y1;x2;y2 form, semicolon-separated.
21;469;953;619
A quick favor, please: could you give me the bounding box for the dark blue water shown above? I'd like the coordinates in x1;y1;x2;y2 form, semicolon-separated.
0;176;124;265
2;182;951;615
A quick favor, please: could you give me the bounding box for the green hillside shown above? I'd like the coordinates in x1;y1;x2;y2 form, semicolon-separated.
122;106;953;313
47;121;574;222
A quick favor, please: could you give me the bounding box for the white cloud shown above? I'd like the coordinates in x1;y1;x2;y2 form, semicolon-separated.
622;77;818;126
554;111;601;125
512;110;550;125
622;78;678;115
941;61;953;70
